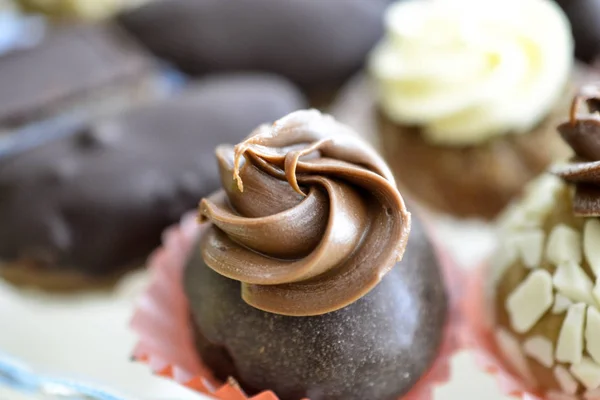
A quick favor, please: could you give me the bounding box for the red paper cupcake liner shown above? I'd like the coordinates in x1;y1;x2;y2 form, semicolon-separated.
130;212;463;400
463;267;548;400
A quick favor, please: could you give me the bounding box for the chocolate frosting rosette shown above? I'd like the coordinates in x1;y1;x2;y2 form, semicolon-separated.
197;110;410;316
468;83;600;400
131;110;459;400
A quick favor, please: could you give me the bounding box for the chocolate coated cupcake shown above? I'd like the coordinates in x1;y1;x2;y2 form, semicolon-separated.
0;73;305;290
117;0;387;108
369;0;574;219
184;110;448;400
488;85;600;398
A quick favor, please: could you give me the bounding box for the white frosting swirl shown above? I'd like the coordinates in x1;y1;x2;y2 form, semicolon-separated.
369;0;574;146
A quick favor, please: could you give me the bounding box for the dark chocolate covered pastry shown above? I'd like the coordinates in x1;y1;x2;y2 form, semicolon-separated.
0;23;158;133
0;73;306;290
184;110;448;399
117;0;386;107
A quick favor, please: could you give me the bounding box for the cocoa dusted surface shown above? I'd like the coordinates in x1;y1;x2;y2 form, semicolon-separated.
117;0;386;94
185;213;448;400
0;73;306;283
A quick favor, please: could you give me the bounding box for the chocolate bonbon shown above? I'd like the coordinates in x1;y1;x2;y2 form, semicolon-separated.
184;110;448;399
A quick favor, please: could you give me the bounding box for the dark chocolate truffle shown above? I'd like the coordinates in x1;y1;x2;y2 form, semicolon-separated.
0;73;306;289
117;0;386;100
184;110;448;399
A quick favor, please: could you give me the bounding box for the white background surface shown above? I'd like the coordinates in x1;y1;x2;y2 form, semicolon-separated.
0;216;516;400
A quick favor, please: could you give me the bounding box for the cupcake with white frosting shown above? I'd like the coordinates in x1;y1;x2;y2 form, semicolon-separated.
486;85;600;398
369;0;575;218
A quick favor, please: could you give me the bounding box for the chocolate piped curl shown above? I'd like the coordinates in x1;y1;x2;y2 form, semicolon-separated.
198;110;411;316
552;84;600;216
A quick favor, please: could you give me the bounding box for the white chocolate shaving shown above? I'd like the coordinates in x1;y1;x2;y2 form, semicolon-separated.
594;279;600;308
523;336;554;368
506;270;554;333
553;293;574;314
556;303;586;365
495;328;535;384
587;307;600;364
499;175;564;230
555;365;580;395
571;357;600;390
585;219;600;278
553;261;597;306
547;225;582;266
490;239;518;286
513;229;545;268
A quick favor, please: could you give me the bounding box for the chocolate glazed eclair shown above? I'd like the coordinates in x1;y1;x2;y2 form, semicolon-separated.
184;110;448;400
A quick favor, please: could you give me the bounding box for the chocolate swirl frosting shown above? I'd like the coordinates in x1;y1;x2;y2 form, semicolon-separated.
198;110;411;316
552;84;600;216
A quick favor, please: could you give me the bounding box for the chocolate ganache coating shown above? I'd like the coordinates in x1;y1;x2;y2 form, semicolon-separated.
0;74;305;278
184;110;448;399
552;83;600;216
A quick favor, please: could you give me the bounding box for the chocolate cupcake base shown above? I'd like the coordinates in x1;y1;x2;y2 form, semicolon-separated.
376;110;570;219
